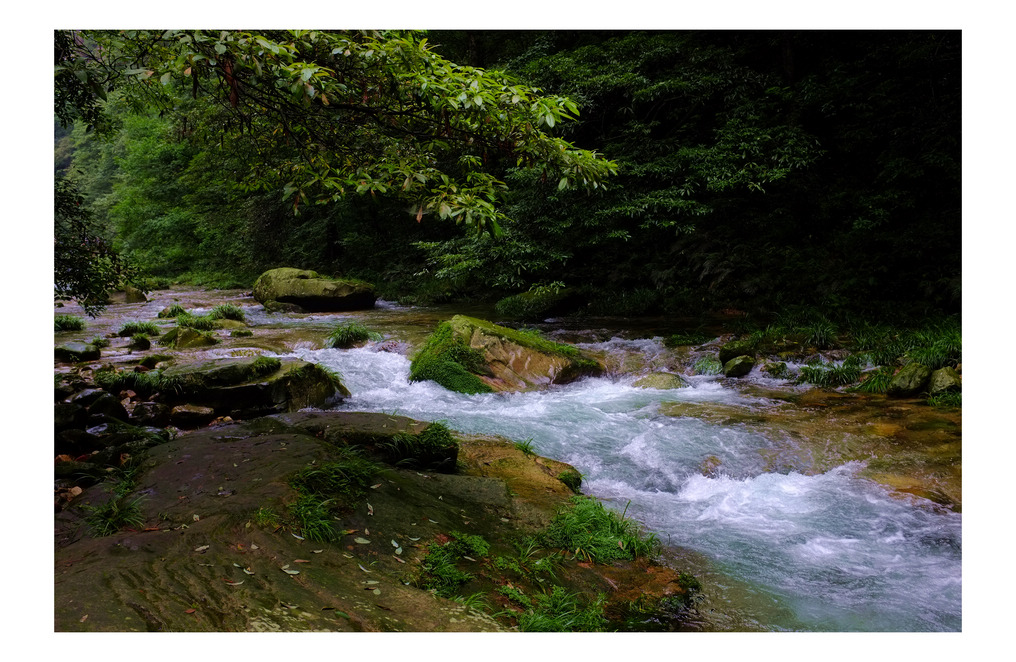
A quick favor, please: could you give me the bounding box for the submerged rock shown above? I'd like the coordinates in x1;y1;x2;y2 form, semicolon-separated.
888;362;932;397
253;267;376;312
409;315;602;393
633;372;689;390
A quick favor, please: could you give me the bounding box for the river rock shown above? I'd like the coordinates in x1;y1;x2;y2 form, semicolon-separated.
723;355;756;378
252;267;376;312
719;340;756;365
160;326;220;349
130;402;172;427
928;366;962;395
171;404;216;428
410;315;602;393
87;392;129;422
68;388;106;407
108;286;148;303
55;403;87;432
633;372;689;389
161;356;350;418
888;362;933;397
55;342;101;362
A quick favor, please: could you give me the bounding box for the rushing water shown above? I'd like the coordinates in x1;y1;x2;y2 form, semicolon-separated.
56;289;960;631
283;342;961;632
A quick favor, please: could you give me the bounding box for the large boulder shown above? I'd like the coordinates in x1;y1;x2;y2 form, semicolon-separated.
409;315;602;393
161;356;350;418
253;267;376;312
888;362;933;397
928;366;962;395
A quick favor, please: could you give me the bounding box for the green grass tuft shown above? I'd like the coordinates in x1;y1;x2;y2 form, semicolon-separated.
209;304;246;321
157;304;188;318
378;421;459;471
537;496;658;563
117;321;160;337
55;315;85;332
326;321;382;348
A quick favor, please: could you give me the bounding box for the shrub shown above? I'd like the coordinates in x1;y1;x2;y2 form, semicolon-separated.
55;315;85;332
664;331;713;347
230;329;254;337
117;321;159;337
326;321;382;348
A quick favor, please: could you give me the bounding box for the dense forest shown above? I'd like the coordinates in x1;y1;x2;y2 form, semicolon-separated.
55;30;960;322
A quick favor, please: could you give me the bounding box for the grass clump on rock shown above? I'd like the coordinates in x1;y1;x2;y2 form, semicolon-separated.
55;315;85;332
117;321;160;337
157;304;188;319
95;367;180;397
378;421;459;471
326;321;382;348
209;304;246;322
537;496;659;563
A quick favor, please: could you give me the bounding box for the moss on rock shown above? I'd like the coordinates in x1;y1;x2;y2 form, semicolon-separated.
410;316;601;393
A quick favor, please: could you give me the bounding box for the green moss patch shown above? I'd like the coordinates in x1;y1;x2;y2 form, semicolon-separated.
409;321;493;394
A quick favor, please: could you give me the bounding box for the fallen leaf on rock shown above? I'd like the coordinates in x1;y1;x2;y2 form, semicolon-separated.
395;548;403;555
294;559;310;563
80;615;88;623
311;549;323;553
224;580;244;586
367;503;374;516
354;537;371;544
391;540;399;547
370;484;382;489
243;568;254;575
393;556;405;563
463;556;476;562
184;609;196;614
193;545;209;553
283;569;300;575
250;543;259;550
372;589;381;595
292;533;305;540
358;564;371;573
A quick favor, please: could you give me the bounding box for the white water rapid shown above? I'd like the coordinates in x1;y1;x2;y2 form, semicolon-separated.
284;343;961;632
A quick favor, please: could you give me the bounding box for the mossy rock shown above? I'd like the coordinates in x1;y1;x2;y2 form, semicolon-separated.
632;372;689;390
723;355;756;378
888;363;933;397
410;315;602;393
718;339;756;365
494;287;574;321
160;326;219;349
55;342;101;362
928;366;961;395
252;267;376;312
161;357;349;418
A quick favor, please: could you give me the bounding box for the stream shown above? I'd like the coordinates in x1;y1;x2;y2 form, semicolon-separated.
56;289;962;632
